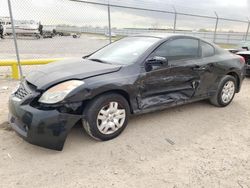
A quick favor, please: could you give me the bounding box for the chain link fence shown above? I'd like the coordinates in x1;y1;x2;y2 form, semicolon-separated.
0;0;250;79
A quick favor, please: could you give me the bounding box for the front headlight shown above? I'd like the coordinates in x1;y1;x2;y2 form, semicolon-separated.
39;80;84;104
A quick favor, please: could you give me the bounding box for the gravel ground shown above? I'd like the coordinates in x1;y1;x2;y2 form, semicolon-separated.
0;78;249;188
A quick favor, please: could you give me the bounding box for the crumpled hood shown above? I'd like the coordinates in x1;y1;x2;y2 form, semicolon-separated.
26;58;121;90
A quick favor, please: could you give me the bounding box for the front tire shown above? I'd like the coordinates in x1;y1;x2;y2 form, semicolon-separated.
82;93;130;141
209;75;236;107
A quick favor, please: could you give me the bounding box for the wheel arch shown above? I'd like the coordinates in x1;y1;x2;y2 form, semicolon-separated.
90;89;134;114
226;71;240;92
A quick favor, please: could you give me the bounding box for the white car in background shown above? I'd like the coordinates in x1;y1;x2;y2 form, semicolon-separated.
236;50;250;76
227;41;250;54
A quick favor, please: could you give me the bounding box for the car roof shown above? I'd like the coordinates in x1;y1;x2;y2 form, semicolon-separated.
131;33;219;48
136;33;227;55
132;33;199;39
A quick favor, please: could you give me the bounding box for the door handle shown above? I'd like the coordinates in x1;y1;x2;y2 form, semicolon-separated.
192;66;207;71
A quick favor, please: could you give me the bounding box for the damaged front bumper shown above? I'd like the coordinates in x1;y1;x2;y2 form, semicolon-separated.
8;95;82;150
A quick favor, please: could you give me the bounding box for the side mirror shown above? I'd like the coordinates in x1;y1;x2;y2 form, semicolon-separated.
146;56;168;67
145;56;168;72
146;56;168;65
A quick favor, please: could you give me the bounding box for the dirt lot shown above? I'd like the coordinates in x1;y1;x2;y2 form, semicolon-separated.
0;78;250;188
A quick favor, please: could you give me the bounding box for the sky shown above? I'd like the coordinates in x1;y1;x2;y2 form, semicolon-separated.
1;0;250;31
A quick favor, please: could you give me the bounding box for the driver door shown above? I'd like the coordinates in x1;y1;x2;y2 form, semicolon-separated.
138;37;202;110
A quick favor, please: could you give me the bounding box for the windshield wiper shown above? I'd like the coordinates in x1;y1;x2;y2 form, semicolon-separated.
88;58;111;64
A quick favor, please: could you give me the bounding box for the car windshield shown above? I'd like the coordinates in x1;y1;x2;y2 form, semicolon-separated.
87;37;160;65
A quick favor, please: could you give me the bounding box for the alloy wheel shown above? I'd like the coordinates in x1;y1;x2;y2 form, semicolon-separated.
221;80;235;104
96;102;126;135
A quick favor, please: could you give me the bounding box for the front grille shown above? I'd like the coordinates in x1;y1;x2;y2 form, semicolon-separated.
15;83;30;100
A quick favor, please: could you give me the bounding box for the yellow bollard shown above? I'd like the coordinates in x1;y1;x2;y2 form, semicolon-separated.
12;63;19;79
0;58;64;80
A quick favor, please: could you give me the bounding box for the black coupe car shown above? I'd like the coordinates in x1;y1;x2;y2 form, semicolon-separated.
8;34;246;150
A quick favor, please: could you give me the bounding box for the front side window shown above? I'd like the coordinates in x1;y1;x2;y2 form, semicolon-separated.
88;37;160;65
201;41;215;57
152;38;199;61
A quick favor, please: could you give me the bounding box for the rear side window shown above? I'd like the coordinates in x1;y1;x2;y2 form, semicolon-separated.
201;41;215;57
152;38;199;61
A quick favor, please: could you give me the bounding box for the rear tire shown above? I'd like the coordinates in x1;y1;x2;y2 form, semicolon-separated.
209;75;236;107
82;93;130;141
